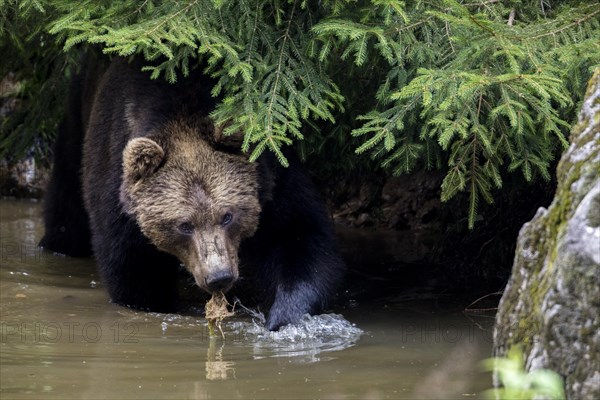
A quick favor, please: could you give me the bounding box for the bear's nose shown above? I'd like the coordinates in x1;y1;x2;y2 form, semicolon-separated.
205;270;234;292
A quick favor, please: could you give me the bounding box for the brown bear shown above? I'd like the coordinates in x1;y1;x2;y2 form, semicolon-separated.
40;54;344;331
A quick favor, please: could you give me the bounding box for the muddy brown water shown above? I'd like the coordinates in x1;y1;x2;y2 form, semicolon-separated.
1;199;495;399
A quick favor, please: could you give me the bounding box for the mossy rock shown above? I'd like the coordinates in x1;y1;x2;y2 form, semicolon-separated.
493;69;600;400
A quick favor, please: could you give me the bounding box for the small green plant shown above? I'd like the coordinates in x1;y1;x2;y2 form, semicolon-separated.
482;347;565;400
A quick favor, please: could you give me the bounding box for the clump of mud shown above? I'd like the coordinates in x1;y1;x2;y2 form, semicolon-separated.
205;291;235;338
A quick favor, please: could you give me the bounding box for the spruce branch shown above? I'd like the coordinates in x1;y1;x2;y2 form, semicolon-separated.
2;0;598;227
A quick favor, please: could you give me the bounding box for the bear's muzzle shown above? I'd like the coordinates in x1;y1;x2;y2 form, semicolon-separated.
205;270;235;292
186;229;239;294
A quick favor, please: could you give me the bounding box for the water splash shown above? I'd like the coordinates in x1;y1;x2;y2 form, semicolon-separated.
230;313;363;363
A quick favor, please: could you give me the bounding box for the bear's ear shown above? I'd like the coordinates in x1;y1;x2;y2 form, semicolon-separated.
122;137;165;181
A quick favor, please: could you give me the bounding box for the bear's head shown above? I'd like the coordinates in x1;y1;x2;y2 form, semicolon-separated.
119;120;260;293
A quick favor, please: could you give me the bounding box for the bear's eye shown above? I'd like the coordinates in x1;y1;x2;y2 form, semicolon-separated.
178;222;195;235
221;213;233;226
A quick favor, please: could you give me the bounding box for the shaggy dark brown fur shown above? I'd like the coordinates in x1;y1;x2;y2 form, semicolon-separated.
41;55;344;331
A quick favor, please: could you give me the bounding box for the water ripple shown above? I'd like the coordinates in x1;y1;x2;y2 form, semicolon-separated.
230;313;363;363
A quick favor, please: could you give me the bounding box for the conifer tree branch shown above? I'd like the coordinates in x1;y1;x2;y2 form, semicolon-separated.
2;0;599;227
142;0;198;38
266;0;297;134
529;7;600;40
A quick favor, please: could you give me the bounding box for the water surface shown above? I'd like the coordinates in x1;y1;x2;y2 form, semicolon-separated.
1;199;494;399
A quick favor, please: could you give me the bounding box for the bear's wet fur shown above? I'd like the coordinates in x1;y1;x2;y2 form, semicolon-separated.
40;55;344;330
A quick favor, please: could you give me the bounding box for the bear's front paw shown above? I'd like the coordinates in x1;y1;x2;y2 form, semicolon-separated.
265;308;299;331
266;290;314;331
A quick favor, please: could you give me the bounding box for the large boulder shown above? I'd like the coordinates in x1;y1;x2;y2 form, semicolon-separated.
493;70;600;399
